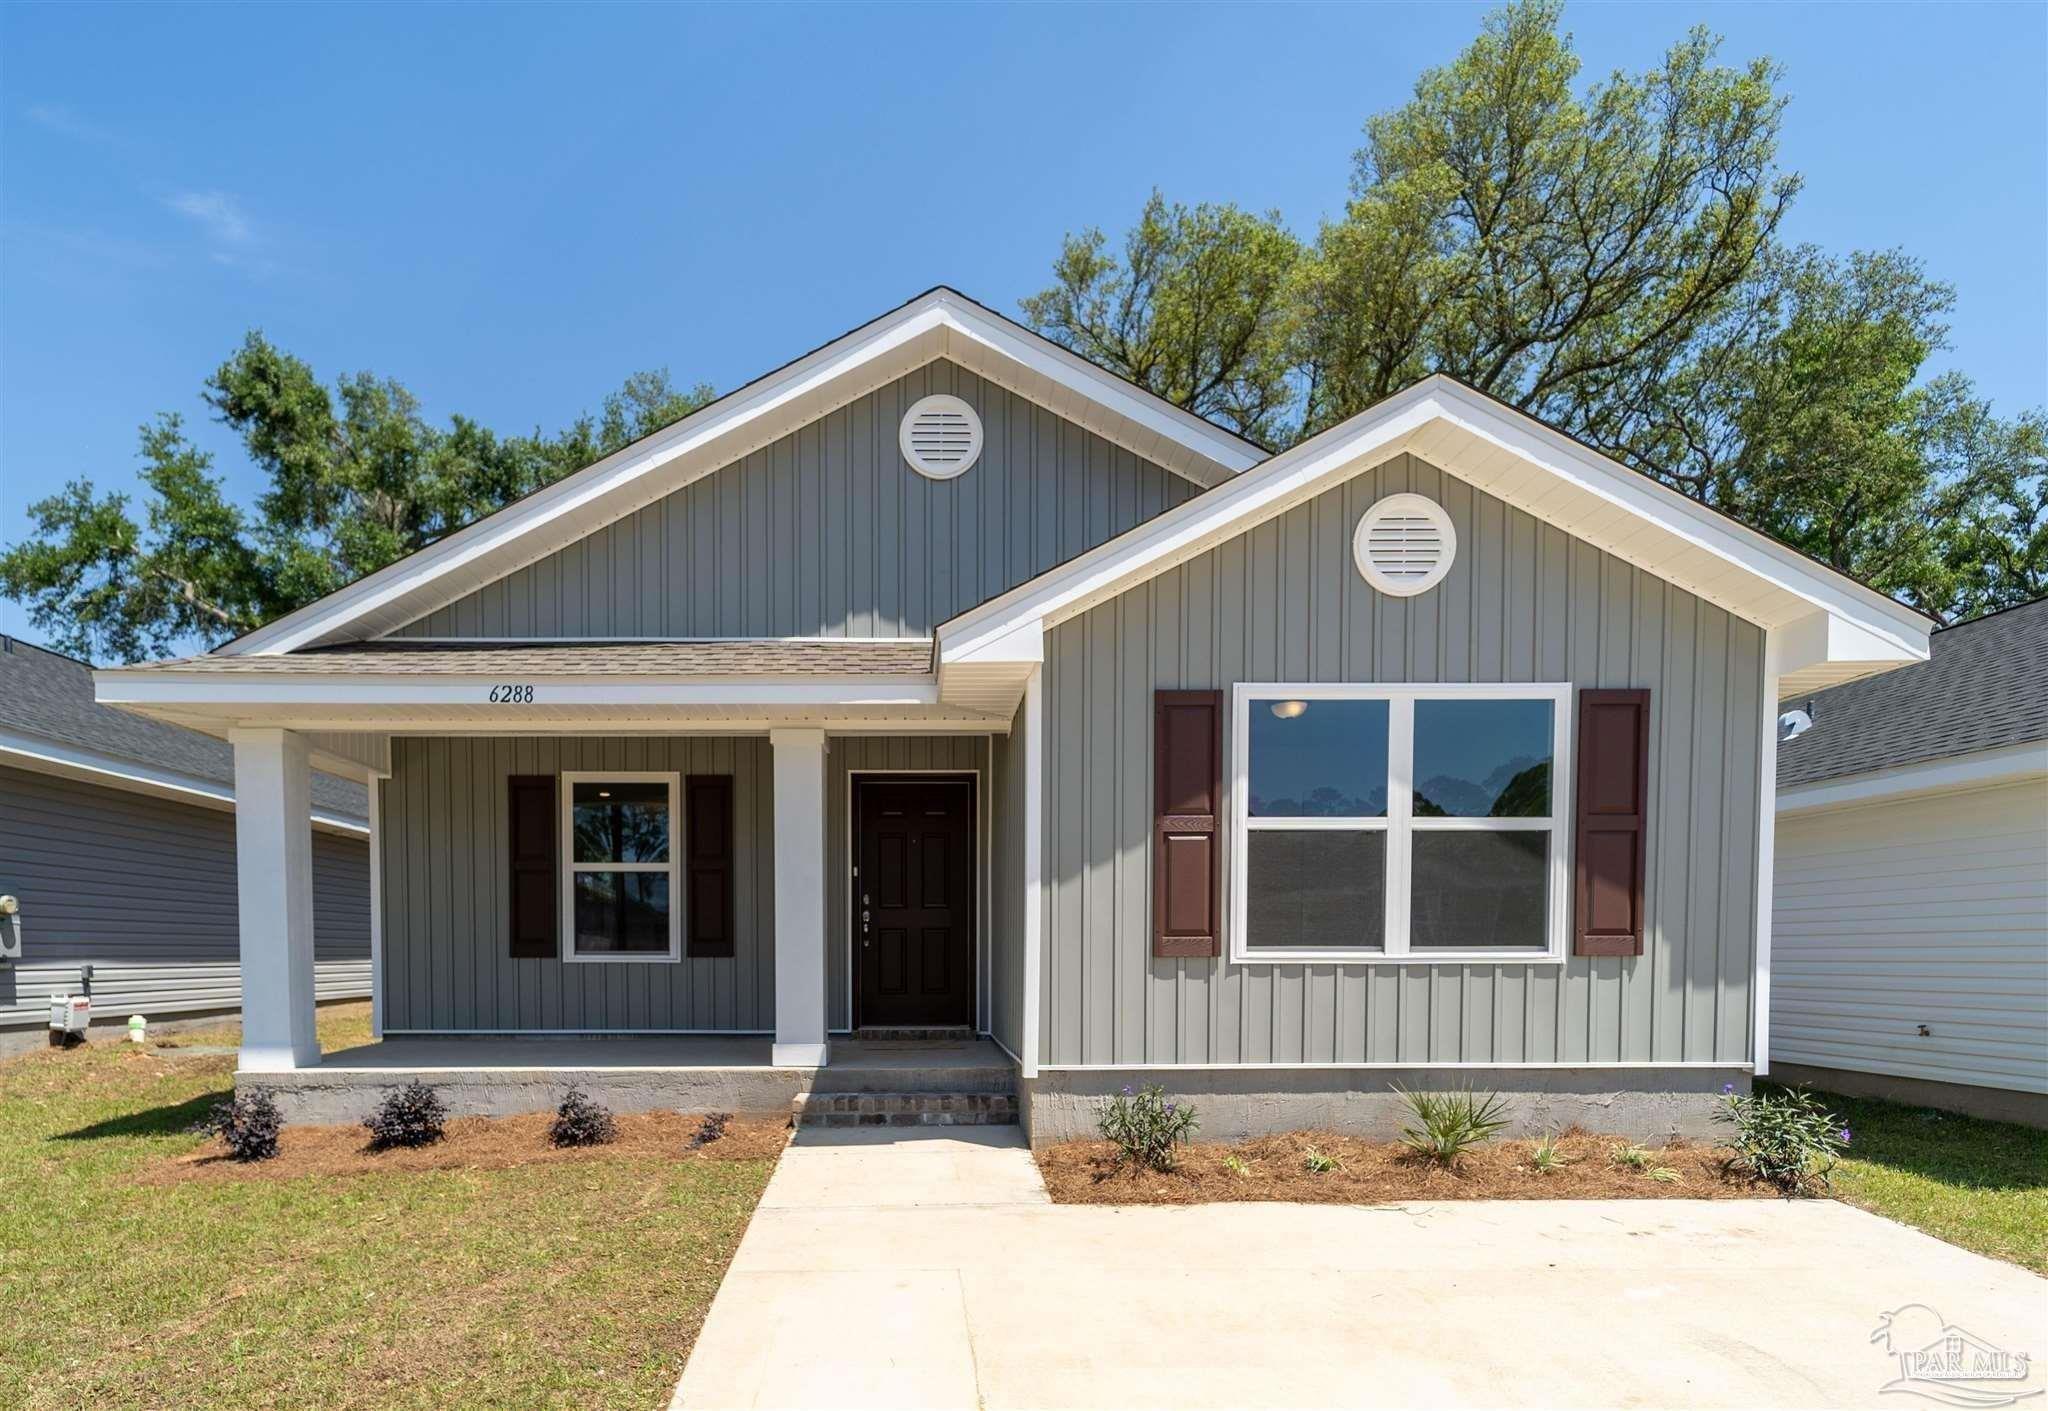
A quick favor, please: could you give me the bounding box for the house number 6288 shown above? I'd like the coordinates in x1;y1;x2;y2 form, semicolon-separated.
488;684;536;704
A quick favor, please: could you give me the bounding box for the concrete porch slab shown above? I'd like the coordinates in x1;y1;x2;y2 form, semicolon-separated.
241;1035;1016;1123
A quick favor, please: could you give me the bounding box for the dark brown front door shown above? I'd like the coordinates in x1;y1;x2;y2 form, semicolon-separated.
854;776;975;1028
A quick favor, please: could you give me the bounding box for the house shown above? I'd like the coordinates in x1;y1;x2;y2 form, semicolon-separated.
0;635;371;1043
1772;598;2047;1126
91;287;1935;1140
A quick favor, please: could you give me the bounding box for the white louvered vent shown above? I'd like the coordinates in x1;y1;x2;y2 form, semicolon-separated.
899;394;983;480
1353;493;1458;597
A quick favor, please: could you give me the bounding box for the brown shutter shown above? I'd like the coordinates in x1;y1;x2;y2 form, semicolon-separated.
1154;689;1222;957
685;775;735;959
1574;689;1650;957
508;774;558;959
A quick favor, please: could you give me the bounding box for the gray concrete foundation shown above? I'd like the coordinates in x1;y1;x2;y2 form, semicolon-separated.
1020;1066;1750;1148
238;1034;1014;1125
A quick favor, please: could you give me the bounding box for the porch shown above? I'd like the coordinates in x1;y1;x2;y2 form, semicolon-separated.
254;1033;1018;1125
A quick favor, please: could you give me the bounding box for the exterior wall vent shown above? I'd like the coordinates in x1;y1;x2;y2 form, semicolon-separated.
899;395;983;480
1353;493;1457;597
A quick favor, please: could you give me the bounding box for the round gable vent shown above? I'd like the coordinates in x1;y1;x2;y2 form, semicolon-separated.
1353;493;1457;597
900;394;983;480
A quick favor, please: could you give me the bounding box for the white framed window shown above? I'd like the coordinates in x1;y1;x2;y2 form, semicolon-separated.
1230;683;1572;963
560;771;681;963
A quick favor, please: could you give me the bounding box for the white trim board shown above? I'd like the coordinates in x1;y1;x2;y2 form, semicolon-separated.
0;729;369;836
1776;741;2048;815
215;289;1262;657
938;375;1932;697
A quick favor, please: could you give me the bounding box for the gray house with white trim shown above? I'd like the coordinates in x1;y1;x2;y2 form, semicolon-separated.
93;287;1935;1138
0;635;370;1038
1772;598;2047;1125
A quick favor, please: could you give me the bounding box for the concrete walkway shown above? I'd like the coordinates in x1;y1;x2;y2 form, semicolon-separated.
674;1128;2048;1410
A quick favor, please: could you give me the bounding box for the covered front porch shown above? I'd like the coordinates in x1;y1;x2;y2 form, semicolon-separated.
92;639;1041;1094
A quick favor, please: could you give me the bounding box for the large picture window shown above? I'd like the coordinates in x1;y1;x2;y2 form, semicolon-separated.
560;772;681;962
1231;684;1571;962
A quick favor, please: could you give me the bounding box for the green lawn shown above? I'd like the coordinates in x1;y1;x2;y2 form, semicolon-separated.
1775;1084;2048;1275
0;1004;774;1411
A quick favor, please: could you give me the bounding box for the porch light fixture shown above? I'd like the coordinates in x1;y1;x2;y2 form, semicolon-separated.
1269;699;1309;720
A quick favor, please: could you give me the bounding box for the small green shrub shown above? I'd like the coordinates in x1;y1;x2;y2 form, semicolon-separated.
1646;1165;1682;1183
363;1080;447;1151
1300;1145;1341;1175
1530;1131;1573;1173
1610;1141;1656;1171
1396;1086;1511;1166
1222;1152;1252;1178
1096;1084;1198;1172
549;1087;618;1148
194;1088;283;1162
1716;1084;1850;1196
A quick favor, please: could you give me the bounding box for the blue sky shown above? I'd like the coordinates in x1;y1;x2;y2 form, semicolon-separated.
3;2;2044;648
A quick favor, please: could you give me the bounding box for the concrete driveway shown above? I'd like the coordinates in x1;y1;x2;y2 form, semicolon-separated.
674;1127;2047;1410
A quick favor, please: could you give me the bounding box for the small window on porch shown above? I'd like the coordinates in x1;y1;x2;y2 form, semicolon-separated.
562;773;680;962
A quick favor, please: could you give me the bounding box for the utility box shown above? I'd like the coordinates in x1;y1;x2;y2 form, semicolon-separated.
49;994;90;1046
0;895;19;962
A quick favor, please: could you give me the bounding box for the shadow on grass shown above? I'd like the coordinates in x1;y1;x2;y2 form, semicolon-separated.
1762;1083;2048;1194
54;1090;228;1142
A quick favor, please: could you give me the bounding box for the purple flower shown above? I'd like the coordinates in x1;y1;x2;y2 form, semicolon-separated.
1165;1102;1177;1113
1121;1085;1133;1096
1721;1082;1736;1096
1839;1128;1853;1144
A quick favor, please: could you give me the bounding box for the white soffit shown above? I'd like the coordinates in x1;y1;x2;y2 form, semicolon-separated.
222;289;1263;657
937;375;1934;695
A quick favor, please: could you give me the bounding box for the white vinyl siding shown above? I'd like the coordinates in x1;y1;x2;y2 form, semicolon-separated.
1774;777;2048;1094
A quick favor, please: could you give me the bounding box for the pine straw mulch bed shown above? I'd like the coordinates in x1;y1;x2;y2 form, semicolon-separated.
1038;1128;1778;1205
146;1110;790;1185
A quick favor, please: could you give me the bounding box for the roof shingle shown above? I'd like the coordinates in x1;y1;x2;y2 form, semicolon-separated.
1777;598;2048;789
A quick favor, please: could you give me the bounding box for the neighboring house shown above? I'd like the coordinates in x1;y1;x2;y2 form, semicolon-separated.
0;635;372;1037
1772;598;2048;1126
92;287;1935;1139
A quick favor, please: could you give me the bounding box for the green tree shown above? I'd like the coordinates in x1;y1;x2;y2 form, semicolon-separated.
1020;0;2045;620
0;335;712;662
1019;192;1304;446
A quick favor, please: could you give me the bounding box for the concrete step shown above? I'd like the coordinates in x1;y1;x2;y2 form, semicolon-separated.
792;1090;1019;1128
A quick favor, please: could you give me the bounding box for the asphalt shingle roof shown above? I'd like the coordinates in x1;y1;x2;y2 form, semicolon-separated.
113;639;936;676
0;637;368;820
1777;598;2048;789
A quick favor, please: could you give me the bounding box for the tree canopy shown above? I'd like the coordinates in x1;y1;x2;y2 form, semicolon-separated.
1;337;712;662
1022;0;2045;621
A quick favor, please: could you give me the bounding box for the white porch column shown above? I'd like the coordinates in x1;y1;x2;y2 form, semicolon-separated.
769;728;830;1066
231;728;320;1071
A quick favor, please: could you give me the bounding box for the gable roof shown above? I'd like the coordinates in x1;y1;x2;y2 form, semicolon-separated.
937;374;1936;703
222;287;1265;657
1779;596;2048;789
0;635;368;826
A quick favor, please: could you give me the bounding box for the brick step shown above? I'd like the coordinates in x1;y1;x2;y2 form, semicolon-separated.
852;1026;975;1042
809;1064;1016;1096
792;1090;1019;1128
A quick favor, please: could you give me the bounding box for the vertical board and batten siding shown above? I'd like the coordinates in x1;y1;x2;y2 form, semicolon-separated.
1774;779;2048;1093
391;360;1197;642
379;737;775;1032
1041;453;1766;1068
823;735;988;1032
988;709;1028;1056
0;763;370;1027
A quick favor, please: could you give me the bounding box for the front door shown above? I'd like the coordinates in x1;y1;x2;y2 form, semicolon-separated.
854;777;975;1028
